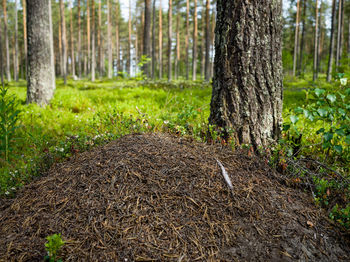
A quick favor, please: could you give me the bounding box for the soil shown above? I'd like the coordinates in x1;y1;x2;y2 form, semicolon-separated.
0;133;349;261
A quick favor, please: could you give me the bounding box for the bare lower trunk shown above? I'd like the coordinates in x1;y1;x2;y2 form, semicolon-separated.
77;0;81;78
116;1;120;73
313;0;319;81
70;0;75;77
22;0;27;80
185;0;189;80
168;0;172;81
60;0;67;85
14;0;19;81
298;0;306;75
327;0;336;82
192;0;197;80
3;0;11;81
0;12;4;88
98;0;103;77
175;9;180;79
292;0;300;77
26;0;56;105
159;0;163;79
143;0;151;78
335;0;342;67
87;0;91;74
209;0;283;149
128;0;131;76
91;0;95;81
151;0;156;79
107;0;112;79
204;0;210;82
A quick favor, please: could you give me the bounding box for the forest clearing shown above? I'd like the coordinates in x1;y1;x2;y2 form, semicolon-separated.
0;0;350;261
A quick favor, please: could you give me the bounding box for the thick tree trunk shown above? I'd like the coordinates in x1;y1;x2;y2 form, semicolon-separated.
60;0;67;85
204;0;210;82
107;0;112;79
143;0;151;78
159;0;162;79
209;0;283;149
2;0;11;81
22;0;27;80
185;0;189;80
313;0;319;81
70;0;75;78
327;0;336;82
292;0;300;77
151;0;156;79
168;0;172;81
77;0;81;78
91;0;95;81
26;0;55;105
14;0;19;81
192;0;197;80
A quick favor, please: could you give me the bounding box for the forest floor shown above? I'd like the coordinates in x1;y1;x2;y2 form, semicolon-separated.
0;133;349;261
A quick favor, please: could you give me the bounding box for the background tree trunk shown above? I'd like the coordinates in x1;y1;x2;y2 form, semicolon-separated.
168;0;172;81
298;0;306;75
91;0;95;81
185;0;189;80
192;0;197;80
313;0;319;81
14;0;19;81
26;0;56;105
204;0;210;82
60;0;67;85
159;0;163;79
292;0;300;77
128;0;131;76
107;0;112;79
143;0;151;77
327;0;336;82
70;0;75;78
98;0;102;77
22;0;27;80
175;7;180;79
115;1;120;73
0;9;4;88
2;0;11;81
209;0;283;149
151;0;156;79
77;0;81;78
87;0;91;74
336;0;342;67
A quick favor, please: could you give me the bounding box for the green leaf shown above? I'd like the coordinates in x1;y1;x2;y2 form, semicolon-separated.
294;107;303;114
338;108;346;117
335;128;346;137
290;115;299;124
322;141;332;149
303;109;314;121
323;132;334;142
317;108;328;117
326;94;337;103
316;128;325;134
345;88;350;95
314;88;326;97
345;135;350;145
333;145;343;154
283;124;291;132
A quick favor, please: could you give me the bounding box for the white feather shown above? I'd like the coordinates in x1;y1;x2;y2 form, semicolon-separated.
216;159;233;190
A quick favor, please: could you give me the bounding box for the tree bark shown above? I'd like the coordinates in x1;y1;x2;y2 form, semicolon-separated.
107;0;112;79
91;0;96;81
26;0;56;105
115;1;120;73
210;10;215;79
336;0;342;67
60;0;67;85
0;12;4;88
98;0;103;77
77;0;81;78
70;0;75;77
159;0;163;79
292;0;300;77
185;0;189;80
168;0;172;81
151;0;156;79
22;0;27;80
87;0;91;74
298;0;306;75
128;0;132;76
175;6;180;80
327;0;336;82
192;0;197;80
338;0;345;65
204;0;210;82
143;0;151;77
313;0;319;81
209;0;283;149
14;0;19;81
2;0;11;81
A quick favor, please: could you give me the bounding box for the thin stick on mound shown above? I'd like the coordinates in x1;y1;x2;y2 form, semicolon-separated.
216;159;233;190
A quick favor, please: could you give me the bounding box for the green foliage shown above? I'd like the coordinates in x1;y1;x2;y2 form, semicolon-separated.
330;204;350;229
44;233;65;262
0;84;21;163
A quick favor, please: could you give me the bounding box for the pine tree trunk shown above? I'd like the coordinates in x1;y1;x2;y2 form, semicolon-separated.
87;0;91;74
151;0;156;79
175;7;180;80
59;20;62;76
336;0;342;67
192;0;197;80
204;0;210;82
313;0;319;81
168;0;172;81
77;0;81;78
327;0;336;82
200;17;205;79
2;0;11;81
91;0;96;81
70;0;75;78
185;0;189;80
210;10;215;79
159;0;163;79
128;0;132;76
98;0;103;77
22;0;27;80
339;0;345;64
298;0;306;75
292;0;300;77
107;0;112;79
115;1;120;73
14;0;19;81
26;0;55;105
316;1;323;77
143;0;151;78
0;14;4;88
209;0;283;149
60;0;67;85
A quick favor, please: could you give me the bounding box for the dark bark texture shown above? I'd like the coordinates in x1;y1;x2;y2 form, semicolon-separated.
26;0;55;105
143;0;151;77
209;0;283;149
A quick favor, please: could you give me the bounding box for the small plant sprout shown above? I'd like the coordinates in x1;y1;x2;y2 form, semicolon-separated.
44;233;65;262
